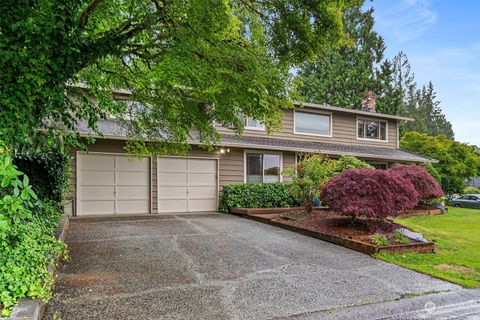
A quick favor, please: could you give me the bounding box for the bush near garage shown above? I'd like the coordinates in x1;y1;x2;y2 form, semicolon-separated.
464;186;480;194
320;168;420;221
0;143;65;317
13;150;70;203
219;182;301;213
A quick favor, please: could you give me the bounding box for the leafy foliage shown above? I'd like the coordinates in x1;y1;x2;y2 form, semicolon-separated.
13;151;70;203
320;168;419;219
284;154;372;213
0;143;65;316
392;231;411;244
371;233;388;246
400;131;480;194
389;164;443;205
219;183;300;213
0;0;358;153
464;186;480;194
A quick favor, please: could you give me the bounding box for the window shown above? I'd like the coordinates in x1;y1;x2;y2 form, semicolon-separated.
357;118;387;141
294;111;331;136
239;114;265;130
246;152;281;183
371;163;388;170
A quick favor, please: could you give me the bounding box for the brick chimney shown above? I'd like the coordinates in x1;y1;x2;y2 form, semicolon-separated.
362;90;376;112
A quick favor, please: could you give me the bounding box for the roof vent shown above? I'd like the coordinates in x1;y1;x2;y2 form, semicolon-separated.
362;90;376;112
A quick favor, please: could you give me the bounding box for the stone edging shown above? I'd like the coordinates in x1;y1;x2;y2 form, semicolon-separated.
1;215;69;320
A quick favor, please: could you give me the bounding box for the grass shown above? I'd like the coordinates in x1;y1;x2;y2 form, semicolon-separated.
376;207;480;288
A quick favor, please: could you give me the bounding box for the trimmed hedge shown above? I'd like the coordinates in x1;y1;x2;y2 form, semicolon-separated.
219;182;301;213
13;151;70;203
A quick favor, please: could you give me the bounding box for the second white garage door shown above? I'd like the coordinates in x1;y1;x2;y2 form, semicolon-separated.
157;157;218;213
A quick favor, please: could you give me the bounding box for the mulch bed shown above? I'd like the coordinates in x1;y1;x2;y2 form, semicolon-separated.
272;209;422;245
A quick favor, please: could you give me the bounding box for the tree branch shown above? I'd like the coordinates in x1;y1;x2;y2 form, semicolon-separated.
77;0;104;32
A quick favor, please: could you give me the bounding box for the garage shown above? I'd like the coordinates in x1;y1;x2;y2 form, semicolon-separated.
77;153;150;215
157;157;218;213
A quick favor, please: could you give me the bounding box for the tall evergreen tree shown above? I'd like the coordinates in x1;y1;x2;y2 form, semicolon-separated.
298;5;400;114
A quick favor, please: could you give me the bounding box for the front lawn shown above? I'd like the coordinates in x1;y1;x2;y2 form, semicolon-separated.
376;207;480;288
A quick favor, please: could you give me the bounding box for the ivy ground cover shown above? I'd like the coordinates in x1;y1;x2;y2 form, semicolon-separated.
376;207;480;288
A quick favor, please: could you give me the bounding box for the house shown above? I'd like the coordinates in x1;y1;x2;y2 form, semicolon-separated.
70;91;436;216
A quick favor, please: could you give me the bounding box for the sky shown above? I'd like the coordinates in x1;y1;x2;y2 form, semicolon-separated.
365;0;480;146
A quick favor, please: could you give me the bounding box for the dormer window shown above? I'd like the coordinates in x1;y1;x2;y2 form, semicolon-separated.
239;114;265;131
357;118;387;141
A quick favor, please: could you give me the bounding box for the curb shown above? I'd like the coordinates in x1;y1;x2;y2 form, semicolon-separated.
1;215;69;320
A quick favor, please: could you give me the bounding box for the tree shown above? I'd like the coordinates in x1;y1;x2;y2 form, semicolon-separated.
320;168;419;220
389;164;443;206
284;154;371;213
401;82;454;139
298;5;400;113
0;0;360;153
400;132;480;193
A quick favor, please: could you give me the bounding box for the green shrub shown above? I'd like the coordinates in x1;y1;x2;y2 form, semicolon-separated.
0;143;65;316
284;154;372;213
219;182;301;213
13;151;70;203
392;231;411;244
464;186;480;194
371;233;388;246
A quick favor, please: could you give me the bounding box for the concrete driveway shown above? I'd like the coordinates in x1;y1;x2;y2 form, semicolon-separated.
45;213;474;320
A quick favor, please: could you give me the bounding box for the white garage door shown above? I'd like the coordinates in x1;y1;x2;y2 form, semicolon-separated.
157;157;218;213
77;153;150;215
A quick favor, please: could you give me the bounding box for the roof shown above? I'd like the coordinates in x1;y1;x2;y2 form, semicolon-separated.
76;119;437;164
296;101;415;122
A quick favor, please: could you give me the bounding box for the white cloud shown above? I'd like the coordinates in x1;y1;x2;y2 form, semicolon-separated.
372;0;437;43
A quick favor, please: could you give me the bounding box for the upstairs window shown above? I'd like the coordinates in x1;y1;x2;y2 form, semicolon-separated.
246;152;281;183
357;118;387;141
294;111;331;136
239;114;265;130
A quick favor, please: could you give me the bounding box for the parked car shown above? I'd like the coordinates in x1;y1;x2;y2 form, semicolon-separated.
451;194;480;209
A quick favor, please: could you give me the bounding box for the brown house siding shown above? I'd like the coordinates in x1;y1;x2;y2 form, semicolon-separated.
215;107;398;149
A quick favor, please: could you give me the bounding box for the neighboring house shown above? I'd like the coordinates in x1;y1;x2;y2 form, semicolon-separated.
71;91;436;216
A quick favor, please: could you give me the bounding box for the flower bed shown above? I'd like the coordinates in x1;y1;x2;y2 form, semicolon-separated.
234;209;434;254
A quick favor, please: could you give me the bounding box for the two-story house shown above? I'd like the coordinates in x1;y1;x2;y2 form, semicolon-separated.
71;91;436;216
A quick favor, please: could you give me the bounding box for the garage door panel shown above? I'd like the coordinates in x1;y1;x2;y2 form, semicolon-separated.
158;186;187;199
80;171;114;185
116;157;149;171
80;186;114;199
116;186;149;199
116;171;150;186
116;200;150;214
80;200;115;215
188;159;216;173
188;173;217;186
188;199;217;212
80;155;114;171
158;172;187;186
188;186;216;199
157;157;218;213
158;158;187;172
78;154;150;215
158;199;188;213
